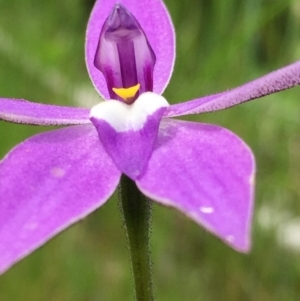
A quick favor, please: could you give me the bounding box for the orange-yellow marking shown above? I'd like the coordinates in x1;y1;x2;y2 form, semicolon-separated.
112;83;140;101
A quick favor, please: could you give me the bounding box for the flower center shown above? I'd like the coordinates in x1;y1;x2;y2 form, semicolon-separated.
112;83;141;102
94;4;156;104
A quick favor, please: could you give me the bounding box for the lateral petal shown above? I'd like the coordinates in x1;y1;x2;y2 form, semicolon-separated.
136;119;255;252
165;61;300;117
0;98;90;125
0;125;121;274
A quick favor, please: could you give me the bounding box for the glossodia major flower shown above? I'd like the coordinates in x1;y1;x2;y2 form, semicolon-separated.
0;0;300;274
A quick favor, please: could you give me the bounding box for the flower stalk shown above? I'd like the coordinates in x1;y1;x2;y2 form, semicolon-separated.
119;174;154;301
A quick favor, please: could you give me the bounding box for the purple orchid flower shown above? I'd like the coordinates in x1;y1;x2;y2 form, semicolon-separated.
0;0;300;275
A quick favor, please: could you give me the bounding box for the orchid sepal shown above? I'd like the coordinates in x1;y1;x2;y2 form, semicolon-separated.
137;119;255;252
0;125;121;274
86;0;175;99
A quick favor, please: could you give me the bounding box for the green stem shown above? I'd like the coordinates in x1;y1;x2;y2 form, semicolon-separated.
119;174;154;301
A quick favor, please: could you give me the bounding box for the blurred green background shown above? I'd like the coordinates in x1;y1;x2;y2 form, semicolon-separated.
1;0;300;300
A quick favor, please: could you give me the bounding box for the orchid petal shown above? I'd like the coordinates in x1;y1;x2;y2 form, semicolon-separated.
0;98;90;125
0;125;121;274
90;92;168;179
136;119;255;252
165;61;300;117
86;0;175;99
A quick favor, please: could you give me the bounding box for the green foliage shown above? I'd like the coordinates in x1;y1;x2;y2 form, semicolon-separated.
0;0;300;300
